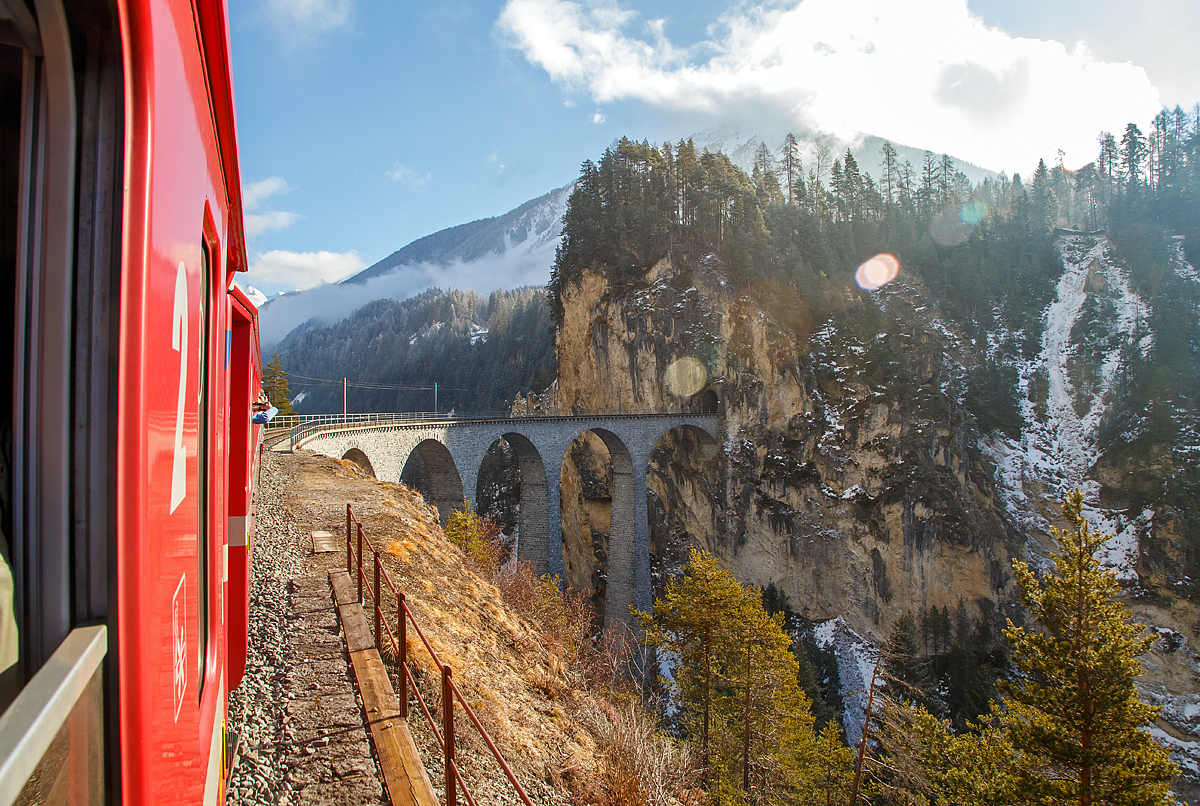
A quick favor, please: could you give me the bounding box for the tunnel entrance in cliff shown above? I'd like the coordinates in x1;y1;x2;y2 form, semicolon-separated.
695;388;718;413
647;424;722;604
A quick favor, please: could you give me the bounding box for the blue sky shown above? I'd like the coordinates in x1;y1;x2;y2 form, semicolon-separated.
230;0;1200;296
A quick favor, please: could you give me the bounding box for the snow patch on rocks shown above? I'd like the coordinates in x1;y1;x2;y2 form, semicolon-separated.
814;617;879;745
981;233;1154;575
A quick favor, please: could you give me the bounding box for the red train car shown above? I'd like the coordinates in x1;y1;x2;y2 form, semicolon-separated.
0;0;260;803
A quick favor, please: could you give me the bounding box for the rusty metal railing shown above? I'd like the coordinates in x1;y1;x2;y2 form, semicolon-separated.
346;504;533;806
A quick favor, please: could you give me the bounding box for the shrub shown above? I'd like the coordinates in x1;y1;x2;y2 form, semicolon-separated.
579;620;642;692
584;700;702;806
444;500;503;579
495;560;593;661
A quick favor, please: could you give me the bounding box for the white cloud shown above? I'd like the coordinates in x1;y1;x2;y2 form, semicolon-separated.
247;249;367;291
245;210;300;238
263;0;352;46
487;151;509;179
242;176;299;239
243;176;290;211
496;0;1163;173
387;163;432;190
592;109;606;124
257;240;558;347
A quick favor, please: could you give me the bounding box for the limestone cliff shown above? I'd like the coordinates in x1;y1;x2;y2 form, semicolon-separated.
556;257;1017;641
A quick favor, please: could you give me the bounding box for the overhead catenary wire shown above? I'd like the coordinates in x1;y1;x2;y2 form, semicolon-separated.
283;371;469;392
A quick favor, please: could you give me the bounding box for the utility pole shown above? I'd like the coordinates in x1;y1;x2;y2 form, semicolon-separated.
434;382;438;414
343;377;347;418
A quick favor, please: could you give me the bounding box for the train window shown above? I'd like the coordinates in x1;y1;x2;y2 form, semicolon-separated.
0;37;21;715
0;3;122;800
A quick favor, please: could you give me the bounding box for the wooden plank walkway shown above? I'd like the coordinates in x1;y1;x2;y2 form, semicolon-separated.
312;530;339;553
330;570;438;806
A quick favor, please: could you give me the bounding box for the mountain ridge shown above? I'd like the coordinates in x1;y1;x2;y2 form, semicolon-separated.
342;183;573;286
259;131;996;349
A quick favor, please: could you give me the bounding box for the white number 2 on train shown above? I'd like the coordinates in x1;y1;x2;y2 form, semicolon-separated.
170;261;188;513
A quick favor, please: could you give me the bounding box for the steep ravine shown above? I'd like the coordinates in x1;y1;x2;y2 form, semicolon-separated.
551;235;1200;791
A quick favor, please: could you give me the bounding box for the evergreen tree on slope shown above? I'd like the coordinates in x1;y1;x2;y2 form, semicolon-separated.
262;352;295;416
1003;490;1177;806
638;548;842;804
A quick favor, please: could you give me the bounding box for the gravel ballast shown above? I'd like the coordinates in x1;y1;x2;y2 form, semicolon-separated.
225;440;387;805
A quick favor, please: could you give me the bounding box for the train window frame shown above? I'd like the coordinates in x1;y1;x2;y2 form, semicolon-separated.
9;0;81;688
197;222;220;703
1;2;126;798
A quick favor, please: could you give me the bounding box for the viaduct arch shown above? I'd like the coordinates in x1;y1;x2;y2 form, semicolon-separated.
303;413;719;625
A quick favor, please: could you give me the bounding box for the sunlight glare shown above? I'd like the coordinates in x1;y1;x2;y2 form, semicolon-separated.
959;201;987;225
665;357;708;398
855;254;900;291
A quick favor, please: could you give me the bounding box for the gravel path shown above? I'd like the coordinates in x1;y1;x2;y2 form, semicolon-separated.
226;441;388;805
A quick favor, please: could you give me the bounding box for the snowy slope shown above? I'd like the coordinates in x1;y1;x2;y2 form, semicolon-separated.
977;231;1200;785
983;232;1158;579
258;186;571;347
814;617;880;745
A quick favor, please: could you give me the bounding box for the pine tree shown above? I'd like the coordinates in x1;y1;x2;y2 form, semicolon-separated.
842;150;864;222
881;142;900;210
882;612;936;712
811;721;856;806
1031;158;1059;234
445;499;503;577
1121;124;1148;192
637;548;830;803
919;150;940;219
939;153;956;207
892;704;1020;806
262;352;295;416
637;548;747;770
779;133;803;204
752;142;781;205
1003;490;1177;806
728;593;817;798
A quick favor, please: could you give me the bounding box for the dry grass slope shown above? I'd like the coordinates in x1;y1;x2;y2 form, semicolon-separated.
295;451;697;805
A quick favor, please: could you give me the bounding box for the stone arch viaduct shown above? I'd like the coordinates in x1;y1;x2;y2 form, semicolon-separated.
292;413;719;626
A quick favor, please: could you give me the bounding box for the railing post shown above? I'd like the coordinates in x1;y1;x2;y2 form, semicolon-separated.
443;664;455;806
373;552;381;643
357;523;364;604
346;504;352;574
398;592;407;719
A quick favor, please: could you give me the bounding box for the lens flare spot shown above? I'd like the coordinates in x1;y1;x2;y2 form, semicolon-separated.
665;357;708;398
855;253;900;290
960;200;987;225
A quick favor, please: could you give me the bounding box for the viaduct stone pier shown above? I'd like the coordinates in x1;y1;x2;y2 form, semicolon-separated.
291;412;719;626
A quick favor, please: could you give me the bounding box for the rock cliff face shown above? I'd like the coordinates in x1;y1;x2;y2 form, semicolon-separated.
557;257;1018;641
551;235;1200;790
